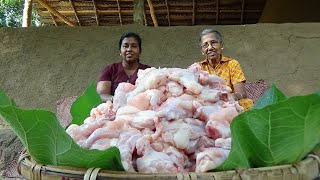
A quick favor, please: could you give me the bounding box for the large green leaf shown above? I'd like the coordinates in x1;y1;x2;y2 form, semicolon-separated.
216;92;320;171
0;105;124;171
70;82;102;126
0;89;15;106
251;84;287;110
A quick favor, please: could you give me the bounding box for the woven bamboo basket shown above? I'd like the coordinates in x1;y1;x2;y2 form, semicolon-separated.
18;150;320;180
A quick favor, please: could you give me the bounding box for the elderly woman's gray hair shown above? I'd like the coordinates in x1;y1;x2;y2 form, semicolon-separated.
199;29;223;44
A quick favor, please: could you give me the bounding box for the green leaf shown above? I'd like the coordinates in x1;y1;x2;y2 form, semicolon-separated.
70;82;102;126
0;89;14;106
0;105;124;171
216;92;320;171
252;84;287;110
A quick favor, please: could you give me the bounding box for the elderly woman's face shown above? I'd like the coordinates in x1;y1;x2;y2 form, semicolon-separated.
120;37;141;63
200;33;223;61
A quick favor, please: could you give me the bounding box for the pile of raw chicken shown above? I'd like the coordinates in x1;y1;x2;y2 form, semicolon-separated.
66;66;244;173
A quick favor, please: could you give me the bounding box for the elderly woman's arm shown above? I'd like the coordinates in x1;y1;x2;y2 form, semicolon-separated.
233;82;248;100
96;81;113;102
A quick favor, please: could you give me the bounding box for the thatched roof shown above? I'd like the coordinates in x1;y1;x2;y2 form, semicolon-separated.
34;0;267;26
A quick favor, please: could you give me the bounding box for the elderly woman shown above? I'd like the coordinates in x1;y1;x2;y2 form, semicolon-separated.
190;29;254;111
97;32;150;102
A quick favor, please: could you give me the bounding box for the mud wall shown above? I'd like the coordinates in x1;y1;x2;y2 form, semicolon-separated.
0;23;320;112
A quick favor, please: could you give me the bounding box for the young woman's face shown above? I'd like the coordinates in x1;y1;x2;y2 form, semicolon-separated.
120;37;141;63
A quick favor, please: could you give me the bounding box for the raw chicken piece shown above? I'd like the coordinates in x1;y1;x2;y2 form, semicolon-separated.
222;101;244;115
156;97;195;121
188;63;229;90
166;81;184;97
113;82;136;111
197;87;222;103
117;128;143;172
205;120;230;139
127;68;168;100
167;68;203;95
81;120;127;148
215;137;231;150
136;135;180;173
90;101;115;120
136;67;157;85
66;124;87;143
116;110;157;130
159;119;205;149
66;118;108;144
163;144;189;172
90;138;118;150
196;147;230;172
193;104;221;122
208;106;239;123
116;105;140;116
183;118;206;139
127;89;166;110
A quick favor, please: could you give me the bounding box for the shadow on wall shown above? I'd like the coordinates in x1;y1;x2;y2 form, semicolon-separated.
259;0;320;23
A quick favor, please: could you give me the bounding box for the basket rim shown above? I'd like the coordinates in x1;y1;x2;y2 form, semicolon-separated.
18;152;319;179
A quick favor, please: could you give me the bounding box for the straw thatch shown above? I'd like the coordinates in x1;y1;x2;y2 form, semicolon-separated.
33;0;267;26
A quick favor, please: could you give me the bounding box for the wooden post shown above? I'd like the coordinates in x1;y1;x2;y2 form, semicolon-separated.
22;0;33;27
133;0;144;25
146;0;158;27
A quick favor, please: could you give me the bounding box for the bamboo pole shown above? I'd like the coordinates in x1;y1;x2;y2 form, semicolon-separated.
22;0;33;27
49;12;58;26
192;0;195;25
92;0;99;26
116;0;123;25
143;8;147;26
69;0;81;26
146;0;158;27
37;0;76;26
165;0;170;26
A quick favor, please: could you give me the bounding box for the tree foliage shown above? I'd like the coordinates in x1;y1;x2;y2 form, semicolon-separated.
0;0;41;27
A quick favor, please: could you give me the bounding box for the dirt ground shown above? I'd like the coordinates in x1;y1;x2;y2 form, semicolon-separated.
0;23;320;178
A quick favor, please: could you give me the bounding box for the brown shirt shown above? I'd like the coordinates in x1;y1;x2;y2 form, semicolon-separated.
98;62;150;95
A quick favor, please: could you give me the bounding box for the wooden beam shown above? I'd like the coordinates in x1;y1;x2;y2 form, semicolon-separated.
40;9;262;16
143;4;147;25
216;0;219;24
165;0;170;26
37;0;76;26
146;0;158;27
116;0;123;25
241;0;245;24
192;0;195;25
22;0;33;27
133;0;144;25
49;12;58;26
69;0;81;26
92;0;99;26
